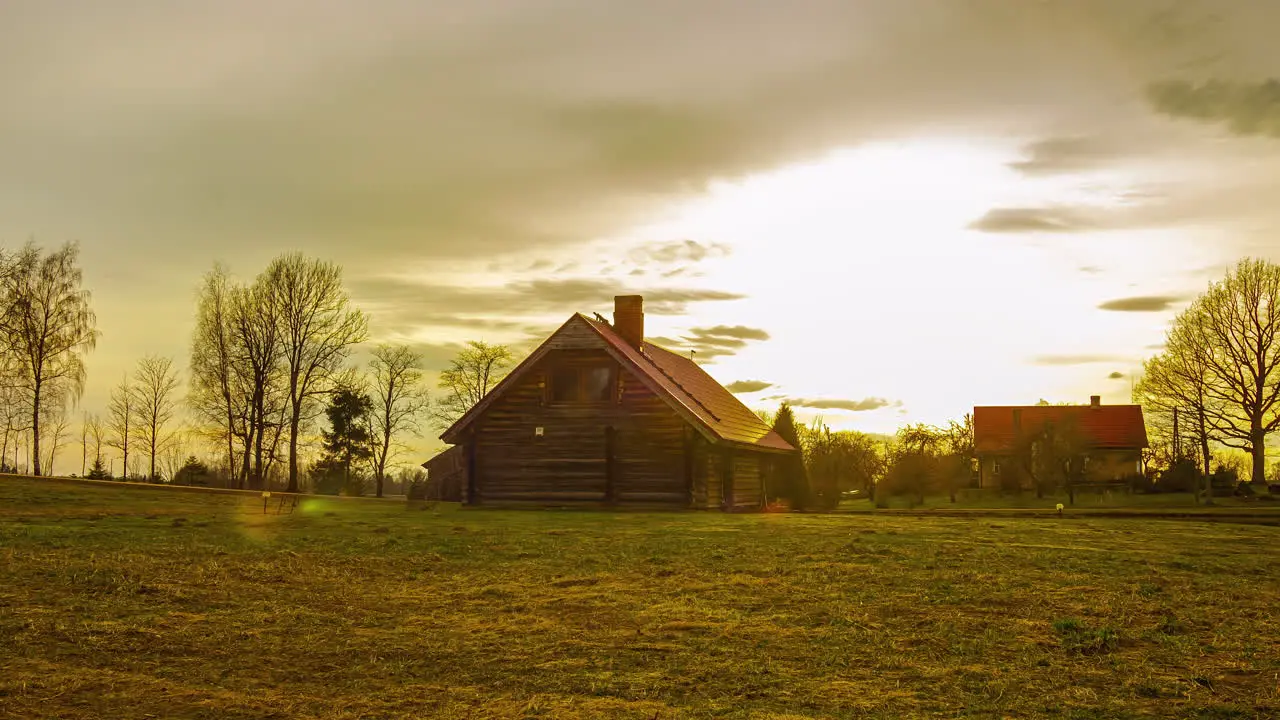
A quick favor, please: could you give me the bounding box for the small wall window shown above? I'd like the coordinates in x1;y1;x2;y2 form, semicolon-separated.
584;367;611;402
992;460;1002;475
549;366;614;403
550;368;579;403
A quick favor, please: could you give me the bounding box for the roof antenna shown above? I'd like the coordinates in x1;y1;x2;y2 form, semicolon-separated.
690;349;697;361
593;312;609;325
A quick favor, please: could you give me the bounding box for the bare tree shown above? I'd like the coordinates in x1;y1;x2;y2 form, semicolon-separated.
0;242;98;476
86;413;105;468
941;414;976;503
1012;416;1089;499
106;375;134;480
189;264;244;486
368;344;430;497
42;403;69;477
264;254;368;493
133;356;181;481
79;412;87;475
228;280;283;489
1134;324;1216;501
1181;259;1280;486
884;424;945;506
159;428;194;482
432;341;513;429
0;382;27;472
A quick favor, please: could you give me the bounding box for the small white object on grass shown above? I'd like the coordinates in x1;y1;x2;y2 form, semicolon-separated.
1056;502;1064;517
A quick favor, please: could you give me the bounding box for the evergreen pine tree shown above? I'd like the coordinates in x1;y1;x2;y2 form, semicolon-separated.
316;388;374;495
770;402;810;510
87;457;110;480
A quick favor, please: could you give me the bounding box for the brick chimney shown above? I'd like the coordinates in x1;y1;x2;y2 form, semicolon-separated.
1090;395;1101;408
613;295;644;349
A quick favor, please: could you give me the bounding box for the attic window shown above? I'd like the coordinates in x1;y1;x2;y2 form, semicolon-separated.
550;366;613;403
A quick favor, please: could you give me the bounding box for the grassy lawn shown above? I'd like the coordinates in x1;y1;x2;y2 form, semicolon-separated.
843;490;1280;512
2;478;1278;719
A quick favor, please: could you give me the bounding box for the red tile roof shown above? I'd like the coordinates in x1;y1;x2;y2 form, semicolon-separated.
440;313;794;453
583;316;794;452
973;404;1149;454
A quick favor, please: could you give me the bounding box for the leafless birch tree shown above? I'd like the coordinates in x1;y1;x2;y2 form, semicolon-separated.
133;356;181;481
107;375;134;480
368;344;429;497
0;242;98;476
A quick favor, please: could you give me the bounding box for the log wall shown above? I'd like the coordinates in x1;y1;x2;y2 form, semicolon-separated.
471;347;690;504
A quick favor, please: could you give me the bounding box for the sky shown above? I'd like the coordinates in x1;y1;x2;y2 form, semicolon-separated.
5;0;1280;470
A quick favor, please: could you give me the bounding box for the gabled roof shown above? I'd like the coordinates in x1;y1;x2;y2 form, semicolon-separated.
440;313;794;453
973;404;1149;454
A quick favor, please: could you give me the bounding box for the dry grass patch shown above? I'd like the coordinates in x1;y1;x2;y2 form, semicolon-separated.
1;478;1278;719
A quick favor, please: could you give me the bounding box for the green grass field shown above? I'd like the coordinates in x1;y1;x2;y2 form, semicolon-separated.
2;478;1278;719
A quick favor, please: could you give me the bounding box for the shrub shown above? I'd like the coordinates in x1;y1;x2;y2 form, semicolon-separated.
1156;459;1199;493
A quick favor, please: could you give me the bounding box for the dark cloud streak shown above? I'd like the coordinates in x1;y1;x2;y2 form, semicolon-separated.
1098;295;1185;312
787;397;899;412
725;380;773;394
1147;79;1280;138
969;207;1100;233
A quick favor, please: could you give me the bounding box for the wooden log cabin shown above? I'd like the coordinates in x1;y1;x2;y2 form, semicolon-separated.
436;295;796;510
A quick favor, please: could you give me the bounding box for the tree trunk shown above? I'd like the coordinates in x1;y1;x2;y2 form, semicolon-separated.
149;418;158;481
238;428;253;490
375;433;390;499
286;411;301;493
225;401;236;487
1198;412;1213;505
30;382;41;477
1251;425;1267;486
252;394;265;490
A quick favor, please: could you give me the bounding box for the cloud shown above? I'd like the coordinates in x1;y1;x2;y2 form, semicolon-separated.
1032;354;1128;366
725;380;773;394
688;325;770;343
358;277;743;314
1008;136;1124;175
1108;371;1125;380
649;324;770;360
9;0;1280;425
355;277;745;338
787;397;900;412
628;239;731;265
1098;295;1185;312
969;207;1101;233
1147;79;1280;138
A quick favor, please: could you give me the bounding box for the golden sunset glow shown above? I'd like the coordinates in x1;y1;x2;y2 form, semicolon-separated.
3;1;1280;466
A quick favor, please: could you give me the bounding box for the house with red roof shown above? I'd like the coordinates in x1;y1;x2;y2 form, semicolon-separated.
434;295;796;509
973;398;1149;490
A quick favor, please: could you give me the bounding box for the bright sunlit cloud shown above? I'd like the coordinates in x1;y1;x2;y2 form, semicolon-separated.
594;137;1228;433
